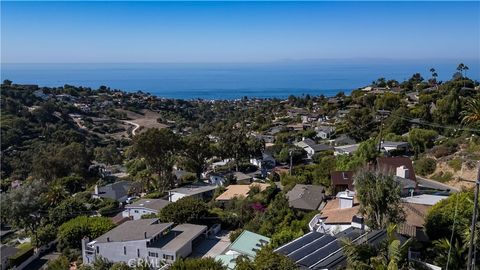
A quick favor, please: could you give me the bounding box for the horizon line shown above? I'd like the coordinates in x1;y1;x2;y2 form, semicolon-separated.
2;57;479;65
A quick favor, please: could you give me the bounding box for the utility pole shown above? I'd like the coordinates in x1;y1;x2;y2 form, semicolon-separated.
289;150;293;175
377;109;388;154
467;163;480;270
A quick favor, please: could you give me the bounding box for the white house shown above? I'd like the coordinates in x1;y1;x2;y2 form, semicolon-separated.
82;219;207;266
122;199;171;220
295;138;332;159
168;184;218;202
315;126;335;139
309;190;366;235
208;173;227;186
379;141;409;153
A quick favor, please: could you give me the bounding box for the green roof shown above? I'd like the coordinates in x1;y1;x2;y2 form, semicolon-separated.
229;230;270;257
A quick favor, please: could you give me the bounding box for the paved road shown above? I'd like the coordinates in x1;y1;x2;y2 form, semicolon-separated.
417;176;459;192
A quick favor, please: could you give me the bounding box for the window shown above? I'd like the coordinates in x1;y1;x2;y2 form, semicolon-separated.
96;246;99;253
163;254;174;260
134;210;139;213
124;246;126;255
148;252;158;258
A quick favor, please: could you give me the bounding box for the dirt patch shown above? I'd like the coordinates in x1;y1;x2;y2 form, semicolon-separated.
116;109;168;134
428;157;477;190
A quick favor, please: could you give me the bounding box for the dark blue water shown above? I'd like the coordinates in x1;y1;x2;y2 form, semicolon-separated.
1;60;478;99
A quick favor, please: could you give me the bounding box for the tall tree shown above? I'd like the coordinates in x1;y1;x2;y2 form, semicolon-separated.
461;98;480;125
180;134;214;180
1;180;47;246
408;128;438;158
132;128;180;192
218;128;263;171
429;68;438;87
354;170;405;229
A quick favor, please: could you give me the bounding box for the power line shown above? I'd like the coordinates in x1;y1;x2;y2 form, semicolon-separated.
388;111;480;133
446;192;460;270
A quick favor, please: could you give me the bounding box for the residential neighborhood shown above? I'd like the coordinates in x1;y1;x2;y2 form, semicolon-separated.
1;65;479;270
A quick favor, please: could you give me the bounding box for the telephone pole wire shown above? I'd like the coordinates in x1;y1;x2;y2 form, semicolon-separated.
467;162;480;270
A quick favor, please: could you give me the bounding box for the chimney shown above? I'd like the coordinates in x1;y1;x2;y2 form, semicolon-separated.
396;166;409;179
339;190;354;209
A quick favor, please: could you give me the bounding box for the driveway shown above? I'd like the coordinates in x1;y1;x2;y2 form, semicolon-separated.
417;176;459;192
24;252;61;270
191;230;231;258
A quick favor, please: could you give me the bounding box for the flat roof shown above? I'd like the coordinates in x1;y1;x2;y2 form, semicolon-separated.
126;198;170;211
95;219;173;243
402;194;448;206
150;223;207;252
169;184;218;196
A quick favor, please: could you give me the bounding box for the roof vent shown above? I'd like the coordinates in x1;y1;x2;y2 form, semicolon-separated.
106;237;110;242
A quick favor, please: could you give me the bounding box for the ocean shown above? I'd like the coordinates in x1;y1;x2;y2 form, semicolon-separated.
1;60;478;100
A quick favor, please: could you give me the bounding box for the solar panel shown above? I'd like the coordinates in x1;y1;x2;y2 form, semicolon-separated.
275;231;323;255
288;234;336;262
312;250;346;269
297;240;341;267
337;227;363;240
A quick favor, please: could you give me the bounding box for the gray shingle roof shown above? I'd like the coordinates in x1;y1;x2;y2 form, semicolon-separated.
94;180;137;201
286;184;325;210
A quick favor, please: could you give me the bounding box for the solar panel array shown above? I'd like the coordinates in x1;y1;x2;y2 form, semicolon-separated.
274;227;372;269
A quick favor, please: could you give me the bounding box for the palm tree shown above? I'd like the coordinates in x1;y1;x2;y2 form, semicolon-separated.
456;63;470;87
429;68;438;87
457;63;465;75
44;182;69;207
461;98;480;125
432;238;466;270
341;224;413;270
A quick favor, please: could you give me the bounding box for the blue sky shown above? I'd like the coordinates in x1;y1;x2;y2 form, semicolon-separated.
1;1;479;63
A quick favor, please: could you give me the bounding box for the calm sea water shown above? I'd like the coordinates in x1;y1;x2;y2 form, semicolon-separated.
1;60;478;99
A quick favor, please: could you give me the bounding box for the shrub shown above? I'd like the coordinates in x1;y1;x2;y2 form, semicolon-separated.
143;191;165;199
431;145;457;158
414;157;437;176
159;197;208;224
45;255;70;270
9;244;34;267
448;158;462;172
431;171;454;183
229;229;244;242
58;216;115;250
170;257;226;270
